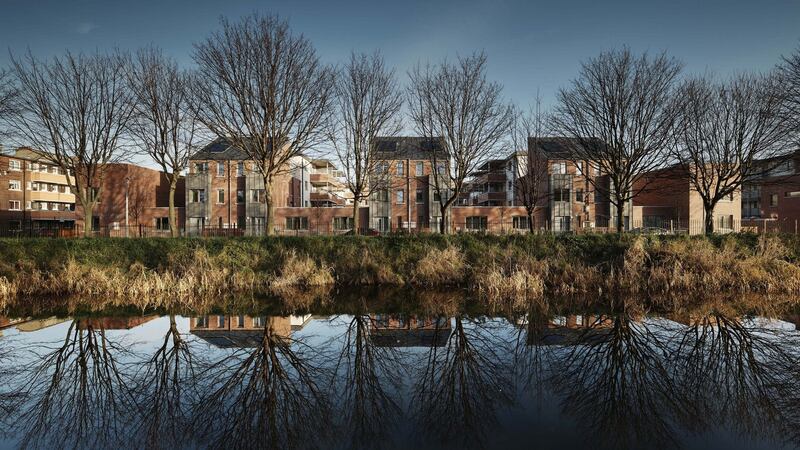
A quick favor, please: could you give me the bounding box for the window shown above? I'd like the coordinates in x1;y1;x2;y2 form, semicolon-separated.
396;162;404;176
237;316;245;328
416;190;424;203
217;189;225;204
40;202;48;211
575;189;584;203
416;162;424;176
194;162;209;174
155;217;170;230
48;184;57;192
553;188;571;202
237;189;245;204
396;190;404;204
376;190;389;202
8;180;20;191
216;162;225;177
190;189;206;203
195;317;208;328
513;216;529;230
376;216;389;232
8;160;20;171
375;162;389;174
285;216;309;230
465;216;488;230
253;317;265;328
433;191;441;202
8;200;20;211
785;191;800;198
251;189;265;203
217;316;225;328
770;193;778;207
237;162;244;177
25;201;31;210
333;216;354;231
436;163;446;175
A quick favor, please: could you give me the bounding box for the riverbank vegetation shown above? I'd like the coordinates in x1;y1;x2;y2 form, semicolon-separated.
1;233;800;311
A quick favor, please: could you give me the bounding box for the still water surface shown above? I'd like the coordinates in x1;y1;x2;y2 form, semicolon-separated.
0;303;799;449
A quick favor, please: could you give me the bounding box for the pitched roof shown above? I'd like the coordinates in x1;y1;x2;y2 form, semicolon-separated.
372;136;445;160
527;137;605;159
189;137;253;161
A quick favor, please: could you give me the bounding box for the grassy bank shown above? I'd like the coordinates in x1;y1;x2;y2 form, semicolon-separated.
1;233;800;309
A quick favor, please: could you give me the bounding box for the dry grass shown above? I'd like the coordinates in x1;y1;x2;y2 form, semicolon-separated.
410;246;466;286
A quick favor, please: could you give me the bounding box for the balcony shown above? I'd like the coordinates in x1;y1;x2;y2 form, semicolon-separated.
310;191;345;206
474;191;507;205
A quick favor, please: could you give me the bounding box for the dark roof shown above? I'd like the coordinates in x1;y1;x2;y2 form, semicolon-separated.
527;137;604;159
372;136;445;160
371;328;451;347
189;138;252;161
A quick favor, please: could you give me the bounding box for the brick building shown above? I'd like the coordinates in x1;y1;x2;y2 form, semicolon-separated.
189;314;312;348
632;165;741;234
741;152;800;233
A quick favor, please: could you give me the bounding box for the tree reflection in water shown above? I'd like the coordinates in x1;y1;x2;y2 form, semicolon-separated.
673;313;800;445
331;313;406;449
191;316;331;450
131;314;199;449
549;313;681;450
12;319;136;450
0;331;22;433
412;316;514;448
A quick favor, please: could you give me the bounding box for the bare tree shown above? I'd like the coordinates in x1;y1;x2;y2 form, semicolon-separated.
192;14;334;235
128;47;198;237
328;51;402;234
0;69;16;139
407;52;513;233
672;74;788;235
779;45;800;148
551;48;682;232
511;99;550;232
5;51;135;236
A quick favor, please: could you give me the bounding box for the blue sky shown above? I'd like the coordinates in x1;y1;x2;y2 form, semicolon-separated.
1;0;798;110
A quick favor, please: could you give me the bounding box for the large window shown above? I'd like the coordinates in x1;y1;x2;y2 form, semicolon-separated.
237;189;245;204
396;190;404;204
190;189;206;203
512;216;529;230
251;189;265;203
8;200;20;211
8;180;20;191
155;217;170;230
415;161;424;176
376;190;389;202
8;160;20;171
770;193;778;207
553;188;571;202
216;162;225;177
333;216;354;231
416;190;424;203
552;162;566;174
286;216;309;230
217;189;225;204
575;189;584;203
465;216;487;230
237;161;244;177
194;162;209;174
396;162;404;176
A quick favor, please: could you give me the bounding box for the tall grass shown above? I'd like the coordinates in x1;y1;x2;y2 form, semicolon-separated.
1;233;800;309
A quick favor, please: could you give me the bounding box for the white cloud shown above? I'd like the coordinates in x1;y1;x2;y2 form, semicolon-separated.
75;22;98;35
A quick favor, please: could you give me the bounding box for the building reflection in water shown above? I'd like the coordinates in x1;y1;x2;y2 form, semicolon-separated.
190;314;311;347
369;314;451;347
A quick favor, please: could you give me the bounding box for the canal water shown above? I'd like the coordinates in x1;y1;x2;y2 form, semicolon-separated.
0;300;799;449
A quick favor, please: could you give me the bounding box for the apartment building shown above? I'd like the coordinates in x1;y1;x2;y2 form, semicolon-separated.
185;138;309;233
741;152;800;233
308;159;352;206
370;314;451;347
633;165;741;234
369;136;445;232
0;146;185;234
0;147;78;232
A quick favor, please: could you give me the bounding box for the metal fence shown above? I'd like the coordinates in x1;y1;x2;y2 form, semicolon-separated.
0;217;796;238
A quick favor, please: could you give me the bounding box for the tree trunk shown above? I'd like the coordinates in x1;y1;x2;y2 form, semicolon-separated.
352;199;360;235
439;204;448;234
615;197;625;235
704;203;715;236
83;202;94;238
264;174;274;236
169;176;179;238
528;210;535;234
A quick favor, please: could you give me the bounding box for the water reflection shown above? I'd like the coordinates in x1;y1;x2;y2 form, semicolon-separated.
0;303;799;449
